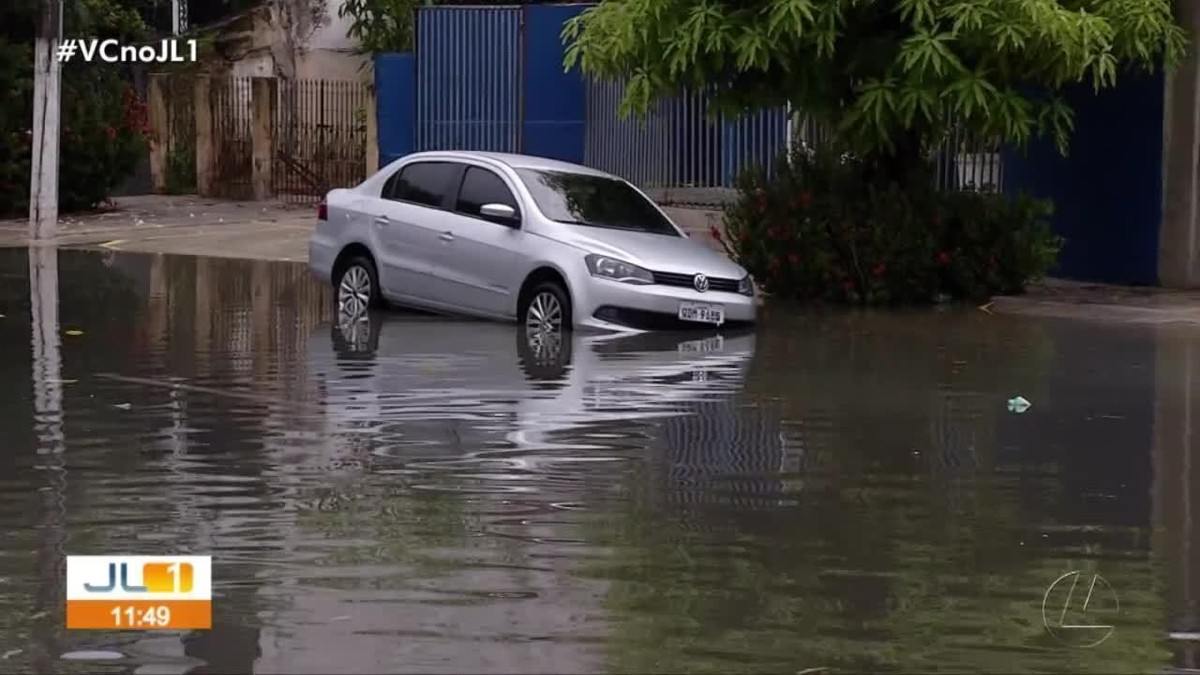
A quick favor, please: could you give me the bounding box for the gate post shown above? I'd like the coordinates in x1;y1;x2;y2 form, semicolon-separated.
194;75;215;197
250;76;276;200
147;73;168;193
366;84;379;175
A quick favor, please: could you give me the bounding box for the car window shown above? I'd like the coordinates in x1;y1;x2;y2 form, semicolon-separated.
514;169;678;236
385;162;459;208
455;166;518;217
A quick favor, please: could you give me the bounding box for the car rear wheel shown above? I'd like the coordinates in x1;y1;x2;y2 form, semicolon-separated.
335;255;382;316
521;281;571;337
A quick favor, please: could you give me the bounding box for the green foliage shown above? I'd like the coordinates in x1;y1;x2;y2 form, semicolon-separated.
562;0;1187;157
718;145;1062;303
0;0;154;217
338;0;435;54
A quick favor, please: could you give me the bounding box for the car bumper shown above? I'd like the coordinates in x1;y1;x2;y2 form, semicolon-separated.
308;230;337;284
575;276;756;332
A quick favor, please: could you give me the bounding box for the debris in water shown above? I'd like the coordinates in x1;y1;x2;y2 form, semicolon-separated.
113;403;132;410
64;329;83;336
60;650;125;661
1007;396;1032;413
2;649;21;659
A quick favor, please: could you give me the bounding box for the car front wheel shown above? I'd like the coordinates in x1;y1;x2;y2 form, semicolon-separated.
520;281;572;337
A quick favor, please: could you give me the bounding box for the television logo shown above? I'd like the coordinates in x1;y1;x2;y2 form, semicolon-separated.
66;556;211;630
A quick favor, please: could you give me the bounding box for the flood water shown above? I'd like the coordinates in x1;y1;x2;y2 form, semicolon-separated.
0;247;1198;673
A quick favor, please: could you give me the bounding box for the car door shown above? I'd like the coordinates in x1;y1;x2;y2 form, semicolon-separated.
433;165;527;317
373;161;463;304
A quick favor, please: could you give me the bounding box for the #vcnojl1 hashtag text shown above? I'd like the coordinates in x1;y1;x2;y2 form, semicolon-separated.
58;38;198;64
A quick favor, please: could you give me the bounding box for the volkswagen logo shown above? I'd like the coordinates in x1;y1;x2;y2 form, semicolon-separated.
693;274;709;292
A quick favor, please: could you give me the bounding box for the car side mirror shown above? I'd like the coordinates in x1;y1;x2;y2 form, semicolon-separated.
480;203;518;226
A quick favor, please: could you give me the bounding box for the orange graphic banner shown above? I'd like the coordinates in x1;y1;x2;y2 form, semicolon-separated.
67;599;211;630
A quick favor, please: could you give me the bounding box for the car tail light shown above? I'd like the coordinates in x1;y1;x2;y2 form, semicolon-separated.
317;201;328;221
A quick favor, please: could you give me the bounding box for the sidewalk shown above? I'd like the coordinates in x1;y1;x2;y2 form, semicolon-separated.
0;195;316;261
990;278;1200;325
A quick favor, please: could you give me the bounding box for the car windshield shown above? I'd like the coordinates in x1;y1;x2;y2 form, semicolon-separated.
515;169;679;236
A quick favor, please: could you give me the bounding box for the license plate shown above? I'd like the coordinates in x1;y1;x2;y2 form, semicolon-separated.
678;335;724;354
678;302;724;325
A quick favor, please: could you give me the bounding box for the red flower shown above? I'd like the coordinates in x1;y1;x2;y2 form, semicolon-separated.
766;227;777;239
872;263;886;276
106;126;117;140
709;225;723;242
937;251;950;265
738;231;750;242
787;252;800;265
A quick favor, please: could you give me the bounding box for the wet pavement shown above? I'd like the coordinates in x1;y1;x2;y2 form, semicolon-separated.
1;247;1199;673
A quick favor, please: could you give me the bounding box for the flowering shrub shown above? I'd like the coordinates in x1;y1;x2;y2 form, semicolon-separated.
717;146;1062;304
0;59;149;217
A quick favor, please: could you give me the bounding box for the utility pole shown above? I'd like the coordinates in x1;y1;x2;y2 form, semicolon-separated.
28;0;63;241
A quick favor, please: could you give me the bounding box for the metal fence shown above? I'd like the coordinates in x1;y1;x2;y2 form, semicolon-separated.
584;77;1004;205
210;76;254;200
273;79;371;204
197;75;369;202
162;73;197;195
413;5;522;153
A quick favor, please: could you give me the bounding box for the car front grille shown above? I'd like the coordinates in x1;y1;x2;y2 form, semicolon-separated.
651;270;741;293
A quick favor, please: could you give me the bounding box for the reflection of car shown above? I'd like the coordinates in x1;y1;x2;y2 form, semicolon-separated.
308;151;756;335
308;310;758;454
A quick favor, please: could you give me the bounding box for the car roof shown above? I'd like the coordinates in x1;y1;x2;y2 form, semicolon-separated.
401;150;619;179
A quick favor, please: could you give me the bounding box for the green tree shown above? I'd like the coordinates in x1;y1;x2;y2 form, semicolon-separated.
338;0;436;54
0;0;154;216
562;0;1187;181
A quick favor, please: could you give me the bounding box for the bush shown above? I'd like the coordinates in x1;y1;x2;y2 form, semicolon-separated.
718;146;1063;304
0;61;149;217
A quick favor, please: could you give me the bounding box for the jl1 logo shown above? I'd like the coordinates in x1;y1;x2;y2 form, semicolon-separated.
84;561;193;593
66;555;212;630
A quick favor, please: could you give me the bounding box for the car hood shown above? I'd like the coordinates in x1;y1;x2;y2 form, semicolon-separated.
559;227;747;279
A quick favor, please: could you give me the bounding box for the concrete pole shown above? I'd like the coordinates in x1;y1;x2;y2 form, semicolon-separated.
28;0;63;241
171;0;180;35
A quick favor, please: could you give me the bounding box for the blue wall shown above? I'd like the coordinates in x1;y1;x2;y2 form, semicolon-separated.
521;4;588;163
374;52;415;167
376;4;590;166
1003;72;1165;285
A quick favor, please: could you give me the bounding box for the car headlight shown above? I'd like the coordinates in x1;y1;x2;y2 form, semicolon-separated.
585;254;654;285
737;274;754;296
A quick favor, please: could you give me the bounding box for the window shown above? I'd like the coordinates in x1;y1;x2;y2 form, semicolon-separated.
384;162;459;208
455;167;518;217
515;169;678;236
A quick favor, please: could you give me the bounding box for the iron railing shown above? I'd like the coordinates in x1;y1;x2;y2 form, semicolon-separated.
210;76;254;200
583;78;1005;205
273;79;371;204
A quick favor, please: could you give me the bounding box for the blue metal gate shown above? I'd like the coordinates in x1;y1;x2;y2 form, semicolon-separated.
414;6;523;153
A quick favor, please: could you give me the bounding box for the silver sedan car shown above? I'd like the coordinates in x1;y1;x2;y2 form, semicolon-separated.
308;151;756;333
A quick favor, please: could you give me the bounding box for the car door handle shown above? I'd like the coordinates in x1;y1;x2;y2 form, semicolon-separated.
438;231;454;242
373;216;389;226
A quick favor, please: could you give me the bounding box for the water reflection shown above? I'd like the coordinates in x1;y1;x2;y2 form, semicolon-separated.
0;248;1196;673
